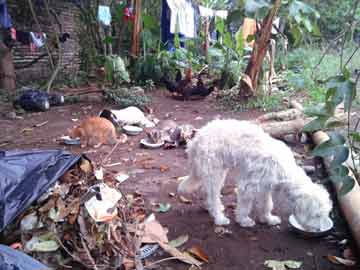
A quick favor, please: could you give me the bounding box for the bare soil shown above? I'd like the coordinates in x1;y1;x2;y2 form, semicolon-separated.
0;90;357;270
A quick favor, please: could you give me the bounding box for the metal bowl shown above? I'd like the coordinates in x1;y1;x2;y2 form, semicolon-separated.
61;136;81;145
123;125;143;136
289;215;333;238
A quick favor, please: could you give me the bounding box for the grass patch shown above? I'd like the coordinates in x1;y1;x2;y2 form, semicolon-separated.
282;43;360;107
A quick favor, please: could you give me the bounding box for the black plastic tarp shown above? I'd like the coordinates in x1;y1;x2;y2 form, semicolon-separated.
0;244;49;270
0;149;81;232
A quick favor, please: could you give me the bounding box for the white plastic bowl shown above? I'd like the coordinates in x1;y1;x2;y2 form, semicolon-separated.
140;138;164;149
289;215;333;238
123;125;143;136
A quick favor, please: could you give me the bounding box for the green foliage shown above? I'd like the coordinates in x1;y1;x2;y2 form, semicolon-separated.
104;55;130;85
104;87;151;109
216;85;286;112
306;0;360;38
304;70;357;195
284;45;360;106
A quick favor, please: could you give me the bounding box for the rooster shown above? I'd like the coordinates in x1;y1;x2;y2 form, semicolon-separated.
161;68;192;95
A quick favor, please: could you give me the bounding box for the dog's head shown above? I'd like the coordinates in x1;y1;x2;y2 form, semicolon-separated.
293;183;332;232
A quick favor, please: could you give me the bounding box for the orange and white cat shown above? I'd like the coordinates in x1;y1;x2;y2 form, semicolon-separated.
69;117;127;148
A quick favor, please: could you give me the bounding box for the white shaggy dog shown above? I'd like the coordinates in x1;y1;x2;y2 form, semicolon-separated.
178;119;332;231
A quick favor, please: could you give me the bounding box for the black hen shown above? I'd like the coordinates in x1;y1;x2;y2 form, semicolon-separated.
182;78;215;100
161;69;182;93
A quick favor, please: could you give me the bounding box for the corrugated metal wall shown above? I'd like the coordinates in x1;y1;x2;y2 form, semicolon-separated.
7;0;81;83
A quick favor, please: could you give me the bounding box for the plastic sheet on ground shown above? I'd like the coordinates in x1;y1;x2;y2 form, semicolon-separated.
0;244;49;270
0;150;81;232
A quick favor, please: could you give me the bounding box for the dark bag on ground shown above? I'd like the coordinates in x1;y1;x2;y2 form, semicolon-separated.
14;90;64;112
0;244;49;270
0;149;81;232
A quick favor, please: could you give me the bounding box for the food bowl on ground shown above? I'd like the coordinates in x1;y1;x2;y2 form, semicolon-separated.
140;138;164;149
61;136;81;145
289;214;333;238
123;125;143;136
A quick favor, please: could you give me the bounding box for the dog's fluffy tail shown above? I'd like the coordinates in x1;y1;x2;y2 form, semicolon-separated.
177;174;202;194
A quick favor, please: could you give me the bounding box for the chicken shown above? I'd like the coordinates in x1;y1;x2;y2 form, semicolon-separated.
161;68;192;95
182;77;215;100
161;69;182;93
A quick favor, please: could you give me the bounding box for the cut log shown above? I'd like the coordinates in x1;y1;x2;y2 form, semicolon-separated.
257;108;303;122
259;118;306;139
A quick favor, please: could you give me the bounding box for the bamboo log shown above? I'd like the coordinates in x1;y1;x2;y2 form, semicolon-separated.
259;118;306;138
257;108;303;122
312;131;360;250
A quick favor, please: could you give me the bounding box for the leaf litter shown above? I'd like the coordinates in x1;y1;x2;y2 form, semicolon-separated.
11;157;206;269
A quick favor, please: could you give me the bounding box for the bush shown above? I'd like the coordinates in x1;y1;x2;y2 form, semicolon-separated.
104;87;151;109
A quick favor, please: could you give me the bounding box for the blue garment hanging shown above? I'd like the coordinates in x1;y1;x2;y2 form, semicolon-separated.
0;0;12;28
161;0;185;50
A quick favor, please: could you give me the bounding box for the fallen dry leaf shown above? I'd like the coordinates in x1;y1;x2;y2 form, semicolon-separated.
80;159;92;173
141;219;169;244
187;246;209;263
158;241;202;267
123;258;135;270
179;195;192;204
327;255;356;266
21;127;33;133
159;165;170;172
169;235;189;248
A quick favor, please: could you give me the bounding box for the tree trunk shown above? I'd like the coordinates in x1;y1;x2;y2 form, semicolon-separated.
204;17;209;59
131;0;142;57
239;0;282;98
0;43;16;91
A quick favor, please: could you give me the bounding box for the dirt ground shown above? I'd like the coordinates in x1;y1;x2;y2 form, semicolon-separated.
0;90;357;270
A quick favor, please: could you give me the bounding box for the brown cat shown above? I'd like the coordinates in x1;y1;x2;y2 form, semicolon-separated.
69;117;127;148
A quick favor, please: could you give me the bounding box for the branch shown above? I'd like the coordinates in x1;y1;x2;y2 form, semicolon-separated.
44;0;62;93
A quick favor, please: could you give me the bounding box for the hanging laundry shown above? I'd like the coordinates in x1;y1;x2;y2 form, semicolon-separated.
166;0;195;38
242;18;257;48
30;32;46;48
199;5;228;19
98;5;111;26
199;5;214;17
123;6;135;22
0;0;12;28
214;10;228;19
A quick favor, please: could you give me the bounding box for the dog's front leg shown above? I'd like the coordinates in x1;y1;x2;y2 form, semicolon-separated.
235;187;256;227
205;172;230;226
257;190;281;226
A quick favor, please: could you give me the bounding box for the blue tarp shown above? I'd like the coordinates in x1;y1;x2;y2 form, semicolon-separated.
0;149;81;232
0;244;49;270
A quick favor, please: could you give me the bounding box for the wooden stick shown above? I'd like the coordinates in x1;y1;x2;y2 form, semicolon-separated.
100;140;121;166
